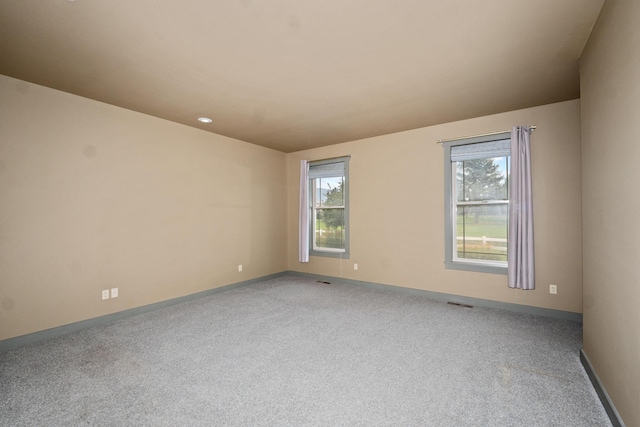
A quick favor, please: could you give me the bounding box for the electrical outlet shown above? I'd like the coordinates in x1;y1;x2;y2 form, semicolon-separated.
238;264;243;272
549;284;557;295
101;290;110;300
111;288;118;298
354;263;358;271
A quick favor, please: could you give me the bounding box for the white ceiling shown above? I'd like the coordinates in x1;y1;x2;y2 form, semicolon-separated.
0;0;604;152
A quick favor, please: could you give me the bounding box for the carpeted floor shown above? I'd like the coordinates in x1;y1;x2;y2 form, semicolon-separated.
0;276;611;426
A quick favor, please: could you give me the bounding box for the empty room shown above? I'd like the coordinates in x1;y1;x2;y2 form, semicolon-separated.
0;1;638;426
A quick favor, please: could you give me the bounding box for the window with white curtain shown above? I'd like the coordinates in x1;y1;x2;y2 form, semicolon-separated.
443;133;510;274
308;157;350;258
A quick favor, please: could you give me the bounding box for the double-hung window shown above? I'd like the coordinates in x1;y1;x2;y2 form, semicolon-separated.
308;157;350;258
443;133;510;274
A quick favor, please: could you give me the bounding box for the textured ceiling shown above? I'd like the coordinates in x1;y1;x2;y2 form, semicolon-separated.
0;0;604;152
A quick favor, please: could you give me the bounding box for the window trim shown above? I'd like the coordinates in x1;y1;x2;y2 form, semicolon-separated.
308;156;350;259
443;132;510;275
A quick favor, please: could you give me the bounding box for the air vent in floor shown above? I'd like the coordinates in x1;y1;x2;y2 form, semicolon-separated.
447;302;473;308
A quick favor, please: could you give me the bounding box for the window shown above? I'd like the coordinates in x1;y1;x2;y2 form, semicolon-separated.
308;157;350;258
443;133;510;274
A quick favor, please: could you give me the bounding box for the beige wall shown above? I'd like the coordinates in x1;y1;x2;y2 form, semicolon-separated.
581;0;640;425
287;100;583;314
0;75;287;341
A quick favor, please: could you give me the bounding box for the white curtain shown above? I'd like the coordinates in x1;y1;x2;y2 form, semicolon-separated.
298;160;310;263
508;126;534;289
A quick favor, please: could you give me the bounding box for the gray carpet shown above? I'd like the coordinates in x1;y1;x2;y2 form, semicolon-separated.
0;276;611;426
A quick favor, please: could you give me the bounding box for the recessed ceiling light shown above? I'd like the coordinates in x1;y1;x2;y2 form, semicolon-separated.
198;117;213;123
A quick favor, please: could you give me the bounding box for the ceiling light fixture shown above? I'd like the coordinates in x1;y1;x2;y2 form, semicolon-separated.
197;117;213;124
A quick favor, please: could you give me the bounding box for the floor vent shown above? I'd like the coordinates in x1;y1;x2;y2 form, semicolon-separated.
447;302;473;308
316;280;331;284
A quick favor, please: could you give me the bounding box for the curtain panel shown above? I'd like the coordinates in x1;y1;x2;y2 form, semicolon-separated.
298;160;310;263
508;126;535;289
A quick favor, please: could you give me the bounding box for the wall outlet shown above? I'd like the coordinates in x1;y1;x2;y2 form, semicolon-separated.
101;290;110;300
110;288;119;298
549;284;557;295
353;263;358;271
238;264;243;272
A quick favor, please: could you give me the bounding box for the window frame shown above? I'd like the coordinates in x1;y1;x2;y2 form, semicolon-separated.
443;133;510;275
308;156;350;259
